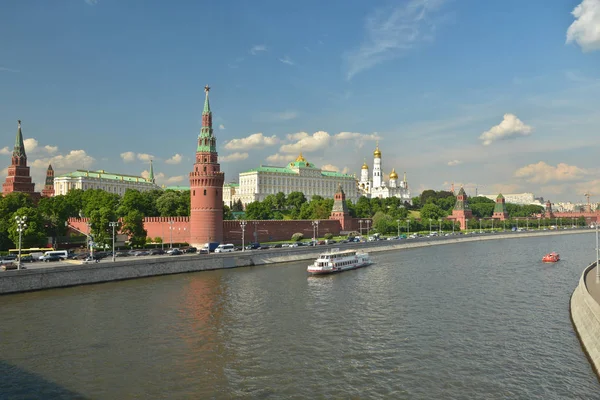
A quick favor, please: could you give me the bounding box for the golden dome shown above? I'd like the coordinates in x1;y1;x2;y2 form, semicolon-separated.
373;143;381;158
295;152;306;162
389;168;398;180
361;161;369;170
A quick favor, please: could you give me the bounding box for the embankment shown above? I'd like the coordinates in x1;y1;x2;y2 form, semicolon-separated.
0;228;592;295
571;262;600;378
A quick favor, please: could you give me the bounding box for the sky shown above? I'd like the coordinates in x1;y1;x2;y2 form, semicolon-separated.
1;0;599;203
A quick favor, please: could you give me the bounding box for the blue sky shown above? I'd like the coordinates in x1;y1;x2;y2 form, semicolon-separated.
1;0;599;202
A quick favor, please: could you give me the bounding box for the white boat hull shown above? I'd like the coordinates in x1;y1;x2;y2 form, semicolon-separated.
307;251;373;275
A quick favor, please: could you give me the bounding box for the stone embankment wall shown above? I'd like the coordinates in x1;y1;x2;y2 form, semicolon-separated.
570;262;600;376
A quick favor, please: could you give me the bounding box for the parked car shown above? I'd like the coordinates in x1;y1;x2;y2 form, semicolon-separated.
168;248;183;256
245;243;261;250
184;247;197;254
150;249;165;255
43;255;62;262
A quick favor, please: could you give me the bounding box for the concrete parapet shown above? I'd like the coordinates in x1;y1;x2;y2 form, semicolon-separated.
571;262;600;377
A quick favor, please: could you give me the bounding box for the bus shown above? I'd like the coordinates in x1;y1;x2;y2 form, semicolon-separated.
8;247;54;257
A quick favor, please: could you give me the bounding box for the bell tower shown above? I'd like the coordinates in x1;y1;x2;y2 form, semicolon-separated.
189;85;225;247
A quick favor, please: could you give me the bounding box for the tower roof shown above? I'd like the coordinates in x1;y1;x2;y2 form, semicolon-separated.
203;85;211;114
373;141;381;158
47;164;53;171
389;168;398;180
496;193;504;200
13;120;26;159
296;152;306;162
362;159;369;169
149;160;155;183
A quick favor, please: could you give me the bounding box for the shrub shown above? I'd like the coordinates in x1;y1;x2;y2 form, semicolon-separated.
324;233;334;240
154;237;163;243
291;232;304;241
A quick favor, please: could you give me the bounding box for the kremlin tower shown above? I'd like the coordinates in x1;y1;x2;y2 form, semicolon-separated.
330;183;351;231
189;86;224;247
451;186;473;230
2;120;38;197
41;164;55;197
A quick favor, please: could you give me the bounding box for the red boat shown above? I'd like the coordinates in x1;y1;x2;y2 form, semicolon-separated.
542;252;560;263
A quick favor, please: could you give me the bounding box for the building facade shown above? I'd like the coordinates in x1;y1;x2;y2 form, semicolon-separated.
54;163;159;196
2;120;39;198
222;183;239;208
358;143;411;204
481;192;542;206
232;153;358;206
188;85;224;247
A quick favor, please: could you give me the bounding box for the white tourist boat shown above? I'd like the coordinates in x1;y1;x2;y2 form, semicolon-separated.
307;248;373;275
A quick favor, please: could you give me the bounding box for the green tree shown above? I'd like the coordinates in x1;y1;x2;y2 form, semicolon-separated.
121;210;147;247
118;189;152;217
286;192;307;213
232;199;244;212
0;193;36;250
354;196;371;218
372;211;394;235
89;206;117;248
7;207;47;249
223;205;233;220
291;232;303;241
420;203;445;220
245;201;272;220
274;192;287;209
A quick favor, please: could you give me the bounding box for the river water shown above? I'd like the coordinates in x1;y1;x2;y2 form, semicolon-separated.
1;233;598;399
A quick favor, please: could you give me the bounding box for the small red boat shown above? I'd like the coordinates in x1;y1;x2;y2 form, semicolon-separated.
542;252;560;263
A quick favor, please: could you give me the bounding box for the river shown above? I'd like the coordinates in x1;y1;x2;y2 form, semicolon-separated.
0;233;598;399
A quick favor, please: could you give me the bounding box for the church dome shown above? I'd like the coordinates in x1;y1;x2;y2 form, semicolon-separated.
361;161;369;170
296;152;306;162
389;168;398;180
373;146;381;158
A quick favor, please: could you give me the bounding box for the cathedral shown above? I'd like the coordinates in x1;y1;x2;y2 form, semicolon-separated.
358;143;412;204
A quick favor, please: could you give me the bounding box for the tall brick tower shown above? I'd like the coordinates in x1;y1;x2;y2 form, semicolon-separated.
2;120;36;196
492;193;508;220
451;186;473;230
189;85;224;247
330;183;351;231
41;164;55;197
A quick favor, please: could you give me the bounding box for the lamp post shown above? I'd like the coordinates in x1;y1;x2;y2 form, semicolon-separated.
109;221;119;262
503;219;506;232
366;220;370;235
168;220;174;248
240;220;247;251
86;221;94;260
491;218;494;232
397;219;400;237
452;219;455;234
479;219;482;233
406;219;410;236
15;215;27;270
311;220;320;246
555;217;558;229
438;218;442;235
429;218;432;234
526;217;529;231
466;218;469;232
359;220;363;236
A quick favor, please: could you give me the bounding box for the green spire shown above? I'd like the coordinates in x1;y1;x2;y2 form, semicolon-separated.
203;85;211;113
13;120;26;159
197;85;216;153
148;160;155;183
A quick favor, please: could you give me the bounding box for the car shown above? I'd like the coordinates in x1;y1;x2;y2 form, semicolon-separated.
245;243;261;250
168;248;183;256
198;248;209;254
273;244;282;248
184;247;197;254
150;249;165;255
43;255;62;262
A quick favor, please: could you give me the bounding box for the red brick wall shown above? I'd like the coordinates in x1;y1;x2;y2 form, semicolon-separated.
67;216;370;246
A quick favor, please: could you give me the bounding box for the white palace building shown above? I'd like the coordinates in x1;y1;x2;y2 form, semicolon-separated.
225;153;359;206
358;143;412;204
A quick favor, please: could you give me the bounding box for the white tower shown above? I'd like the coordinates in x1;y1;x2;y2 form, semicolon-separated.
360;159;369;183
373;143;382;188
389;168;398;188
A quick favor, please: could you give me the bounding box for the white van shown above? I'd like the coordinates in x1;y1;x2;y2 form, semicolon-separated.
214;244;235;253
39;250;69;261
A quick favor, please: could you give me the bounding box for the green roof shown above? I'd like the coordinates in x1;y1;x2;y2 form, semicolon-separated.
13;120;26;159
224;182;239;187
55;169;154;183
241;163;354;178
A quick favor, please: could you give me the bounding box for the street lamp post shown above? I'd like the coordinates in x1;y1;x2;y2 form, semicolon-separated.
15;216;27;270
169;220;174;248
86;221;94;260
366;220;370;235
526;217;529;231
397;219;400;237
479;219;482;233
503;220;506;232
359;220;363;236
452;219;455;234
438;218;442;236
109;221;119;262
240;220;247;251
466;218;469;232
406;219;410;237
491;218;494;232
312;220;319;246
429;218;432;234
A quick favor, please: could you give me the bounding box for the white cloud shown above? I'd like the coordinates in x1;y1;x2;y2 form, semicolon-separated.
278;56;294;65
280;131;331;154
44;145;58;154
566;0;600;52
479;113;533;146
120;151;136;163
166;175;185;184
447;160;462;166
0;147;10;155
286;132;309;141
0;67;19;73
514;161;590;184
344;0;448;79
165;154;183;165
224;133;280;150
24;138;38;153
0;167;7;177
265;153;293;164
137;153;153;162
250;44;268;55
321;164;340;172
334;131;381;147
220;152;249;162
31;150;95;170
219;124;225;130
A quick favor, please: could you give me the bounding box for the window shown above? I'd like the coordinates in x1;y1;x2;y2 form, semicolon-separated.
204;189;207;195
193;190;195;196
203;166;207;172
